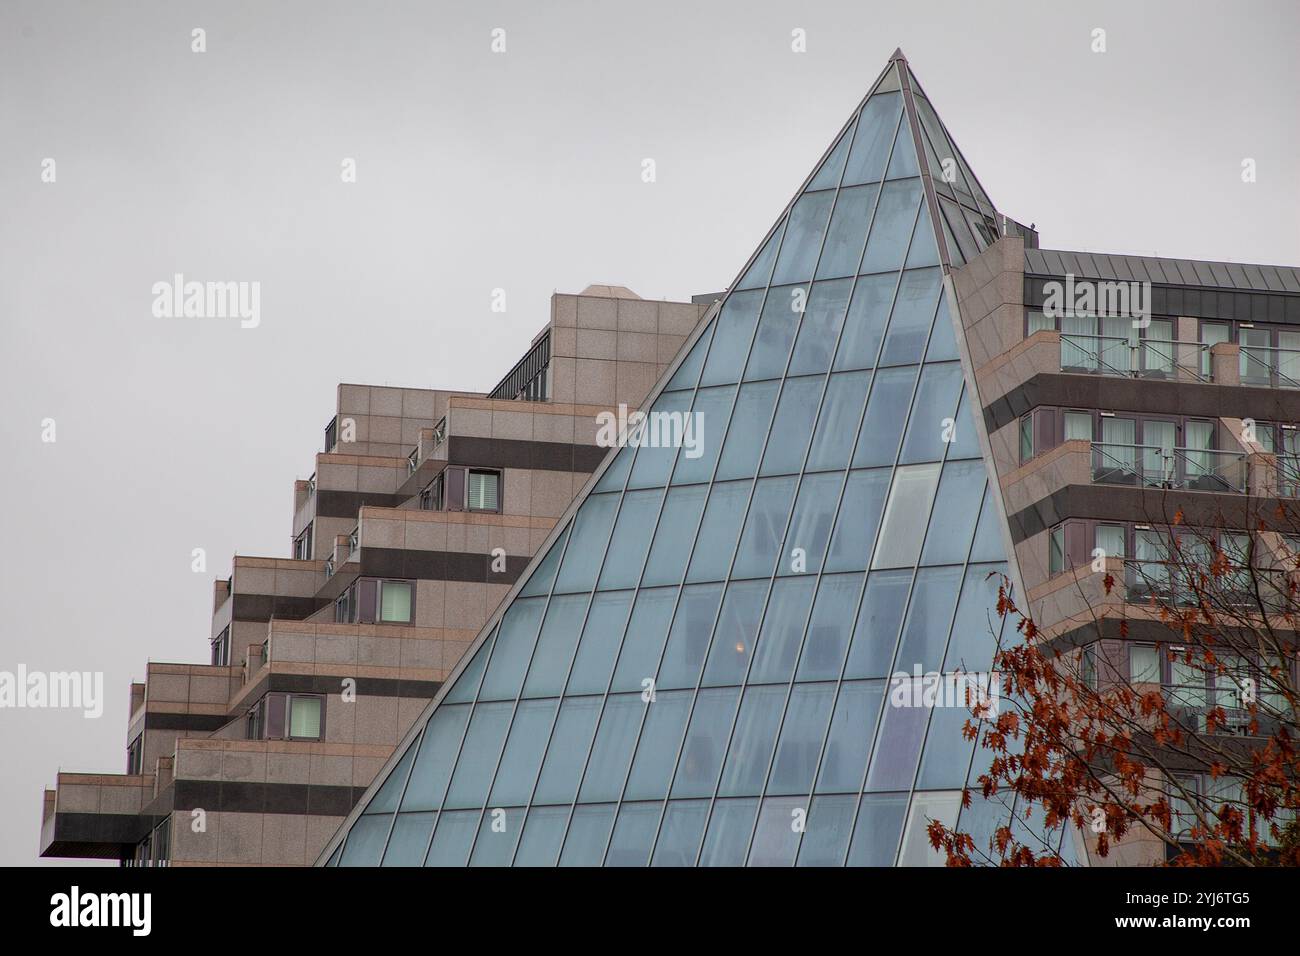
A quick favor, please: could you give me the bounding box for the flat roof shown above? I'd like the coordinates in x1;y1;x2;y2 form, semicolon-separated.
1026;248;1300;294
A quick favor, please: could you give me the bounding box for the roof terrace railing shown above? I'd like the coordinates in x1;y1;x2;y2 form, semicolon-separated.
488;330;550;401
1091;442;1247;493
1240;345;1300;389
1061;333;1210;382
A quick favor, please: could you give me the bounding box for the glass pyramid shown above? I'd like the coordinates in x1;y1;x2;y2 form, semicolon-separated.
326;51;1039;867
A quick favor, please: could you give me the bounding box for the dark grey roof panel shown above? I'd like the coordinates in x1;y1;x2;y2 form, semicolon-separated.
1025;248;1300;294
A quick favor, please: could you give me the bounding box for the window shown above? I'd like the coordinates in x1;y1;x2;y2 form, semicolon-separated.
1130;644;1160;684
1063;411;1093;442
871;462;941;569
1019;415;1033;463
293;523;313;561
420;471;444;511
335;586;355;623
1080;644;1097;689
248;692;325;741
379;580;413;623
1095;524;1125;562
467;470;501;512
210;626;230;666
127;735;143;775
288;695;323;739
1049;525;1065;575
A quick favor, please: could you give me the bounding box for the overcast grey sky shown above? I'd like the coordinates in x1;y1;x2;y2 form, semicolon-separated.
1;0;1296;866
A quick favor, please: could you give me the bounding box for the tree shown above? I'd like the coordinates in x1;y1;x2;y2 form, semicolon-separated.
930;497;1300;866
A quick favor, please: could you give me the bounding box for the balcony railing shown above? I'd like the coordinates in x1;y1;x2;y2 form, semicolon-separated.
1124;560;1288;608
1061;333;1210;382
324;557;335;578
348;527;359;556
407;447;420;475
1091;442;1247;493
324;416;338;453
488;331;550;401
1240;345;1300;389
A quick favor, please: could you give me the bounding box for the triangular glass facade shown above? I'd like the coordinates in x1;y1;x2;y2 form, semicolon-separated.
327;55;1034;867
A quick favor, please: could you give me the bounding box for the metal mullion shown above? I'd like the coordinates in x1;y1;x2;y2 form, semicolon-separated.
432;518;582;866
684;107;902;867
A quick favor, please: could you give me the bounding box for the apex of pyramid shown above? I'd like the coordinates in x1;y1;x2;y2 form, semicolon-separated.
890;47;907;63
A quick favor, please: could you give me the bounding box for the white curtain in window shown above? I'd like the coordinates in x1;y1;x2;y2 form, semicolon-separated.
469;471;500;511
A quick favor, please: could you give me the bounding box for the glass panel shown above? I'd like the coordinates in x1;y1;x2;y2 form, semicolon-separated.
916;702;976;789
716;381;779;480
686;481;751;583
594;447;633;493
477;597;545;701
844;571;911;679
288;695;321;739
749;796;805;866
698;798;759;866
768;682;836;794
565;591;633;694
521;528;570;597
798;573;863;681
846;793;908;865
852;365;918;467
967;486;1006;562
871;462;941;569
703;579;768;686
759;375;824;476
642;485;708;587
340;814;390;867
718;684;787;796
665;321;714;391
736;222;785;291
745;285;805;381
943;562;1007;673
776;472;841;577
859;178;921;275
672;686;741;798
919;459;986;565
897;791;962;866
598;489;664;589
817;680;884;792
671;385;734;485
879;268;942;367
899;361;963;464
469;807;521;867
611;587;676;692
381;812;436;867
399;704;471;812
700;290;763;386
488;698;559;806
513;806;568;866
748;577;817;683
553;494;619;594
444;701;513;808
903;202;940;268
806;371;871;472
894;565;962;672
925;295;960;362
521;594;588;697
558;805;617;866
606;802;661;867
425;810;477;866
825;468;890;572
833;272;897;371
578;694;643;802
532;696;602;804
816;185;879;279
626;393;693;491
652;800;709;866
624;690;693;800
658;583;724;689
731;476;797;579
789;279;854;375
771;191;835;286
865;691;929;791
841;93;902;186
808;125;851;191
796;794;857;866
